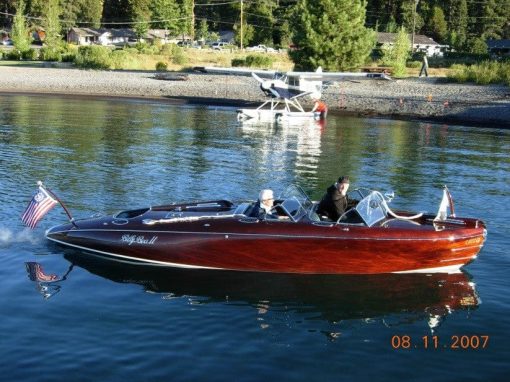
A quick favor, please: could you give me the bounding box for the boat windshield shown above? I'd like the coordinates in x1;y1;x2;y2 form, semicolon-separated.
337;190;388;227
277;185;313;222
353;191;388;227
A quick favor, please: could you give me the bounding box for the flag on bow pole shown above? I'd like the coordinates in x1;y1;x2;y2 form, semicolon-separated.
21;182;58;229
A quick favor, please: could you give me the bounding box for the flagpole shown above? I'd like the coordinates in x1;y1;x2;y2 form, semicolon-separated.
38;181;77;227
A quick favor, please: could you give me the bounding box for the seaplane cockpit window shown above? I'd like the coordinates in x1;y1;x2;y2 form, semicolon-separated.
288;77;299;87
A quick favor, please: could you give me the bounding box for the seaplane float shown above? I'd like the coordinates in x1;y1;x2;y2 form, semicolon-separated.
29;182;487;275
200;66;391;122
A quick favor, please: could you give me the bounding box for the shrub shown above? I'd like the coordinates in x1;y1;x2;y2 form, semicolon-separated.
40;46;62;61
448;62;510;86
155;61;167;71
5;49;22;60
60;44;78;62
406;60;422;68
231;58;245;67
21;48;39;60
171;47;187;65
246;54;273;68
134;41;159;55
110;49;131;69
74;45;112;69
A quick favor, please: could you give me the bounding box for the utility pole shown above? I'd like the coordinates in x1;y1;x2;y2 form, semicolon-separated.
240;0;244;50
412;0;419;52
191;0;195;42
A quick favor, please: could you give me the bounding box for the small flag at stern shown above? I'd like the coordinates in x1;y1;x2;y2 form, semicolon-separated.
21;184;58;229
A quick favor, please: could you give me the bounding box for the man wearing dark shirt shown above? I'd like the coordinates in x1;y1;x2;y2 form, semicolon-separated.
317;176;350;221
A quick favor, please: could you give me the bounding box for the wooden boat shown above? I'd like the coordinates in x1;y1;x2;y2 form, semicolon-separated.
45;185;487;274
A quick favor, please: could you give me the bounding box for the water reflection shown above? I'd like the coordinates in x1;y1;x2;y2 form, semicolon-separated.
237;119;325;185
24;261;73;299
32;251;480;330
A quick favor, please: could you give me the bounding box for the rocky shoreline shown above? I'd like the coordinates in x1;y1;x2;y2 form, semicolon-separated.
1;65;509;127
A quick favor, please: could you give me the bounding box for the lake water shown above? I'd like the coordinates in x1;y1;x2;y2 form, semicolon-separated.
0;94;508;381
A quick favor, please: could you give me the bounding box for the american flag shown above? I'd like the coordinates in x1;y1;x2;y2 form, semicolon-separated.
25;262;60;282
21;185;58;229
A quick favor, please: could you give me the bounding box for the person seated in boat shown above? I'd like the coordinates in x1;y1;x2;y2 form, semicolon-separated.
311;98;328;119
250;189;279;220
316;176;350;221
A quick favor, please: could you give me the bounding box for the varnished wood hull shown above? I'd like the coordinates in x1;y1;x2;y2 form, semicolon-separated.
46;212;486;274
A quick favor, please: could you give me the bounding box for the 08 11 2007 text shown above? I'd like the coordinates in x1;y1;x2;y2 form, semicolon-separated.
391;335;489;350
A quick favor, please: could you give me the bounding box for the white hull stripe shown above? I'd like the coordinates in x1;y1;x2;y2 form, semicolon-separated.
46;236;225;270
47;227;482;242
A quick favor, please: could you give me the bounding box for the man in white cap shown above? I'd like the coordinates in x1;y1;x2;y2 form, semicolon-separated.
250;189;278;219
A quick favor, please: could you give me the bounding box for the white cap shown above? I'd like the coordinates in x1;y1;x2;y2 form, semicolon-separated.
259;189;274;201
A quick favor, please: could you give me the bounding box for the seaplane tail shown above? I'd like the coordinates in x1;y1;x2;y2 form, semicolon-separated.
298;67;323;100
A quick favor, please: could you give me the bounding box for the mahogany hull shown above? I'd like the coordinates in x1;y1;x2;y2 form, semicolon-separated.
46;213;486;274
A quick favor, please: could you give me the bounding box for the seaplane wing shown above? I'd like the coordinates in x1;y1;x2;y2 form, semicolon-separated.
288;71;392;81
202;66;276;78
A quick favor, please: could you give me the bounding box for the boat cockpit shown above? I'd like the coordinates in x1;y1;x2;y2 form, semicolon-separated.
114;185;398;228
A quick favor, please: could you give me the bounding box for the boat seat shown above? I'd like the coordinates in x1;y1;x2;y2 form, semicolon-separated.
235;202;254;216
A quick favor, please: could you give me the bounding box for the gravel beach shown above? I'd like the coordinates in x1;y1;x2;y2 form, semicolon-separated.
1;65;509;127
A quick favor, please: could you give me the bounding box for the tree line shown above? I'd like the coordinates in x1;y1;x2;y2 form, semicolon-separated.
1;1;508;50
1;0;509;71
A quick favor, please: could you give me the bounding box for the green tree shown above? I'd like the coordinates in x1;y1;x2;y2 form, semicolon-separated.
80;0;104;28
382;26;410;77
41;0;62;60
196;19;208;42
447;0;468;50
233;21;254;47
178;0;194;40
246;0;275;45
11;0;32;53
468;0;509;41
130;0;151;39
289;0;375;71
401;0;424;34
150;0;180;36
429;6;447;42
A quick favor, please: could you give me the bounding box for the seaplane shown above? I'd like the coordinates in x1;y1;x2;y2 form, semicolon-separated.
202;66;391;122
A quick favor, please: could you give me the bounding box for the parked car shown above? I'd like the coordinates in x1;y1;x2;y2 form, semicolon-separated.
2;38;13;46
246;44;276;53
211;42;229;50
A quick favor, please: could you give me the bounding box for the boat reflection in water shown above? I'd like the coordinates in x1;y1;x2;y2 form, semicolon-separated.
30;250;479;331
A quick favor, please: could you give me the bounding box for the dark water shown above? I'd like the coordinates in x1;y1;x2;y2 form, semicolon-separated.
0;94;508;381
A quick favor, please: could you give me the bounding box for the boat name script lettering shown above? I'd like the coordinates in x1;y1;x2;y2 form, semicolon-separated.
121;235;158;246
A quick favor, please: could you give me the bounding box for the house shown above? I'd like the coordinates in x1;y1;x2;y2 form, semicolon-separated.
67;27;183;46
377;32;445;57
487;39;510;58
108;29;137;45
67;27;111;45
218;30;235;43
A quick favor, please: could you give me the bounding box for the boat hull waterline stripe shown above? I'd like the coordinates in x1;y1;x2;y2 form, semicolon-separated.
47;227;483;243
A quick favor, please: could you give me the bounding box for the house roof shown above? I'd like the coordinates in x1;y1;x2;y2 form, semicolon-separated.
487;39;510;49
69;27;106;37
377;32;439;46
